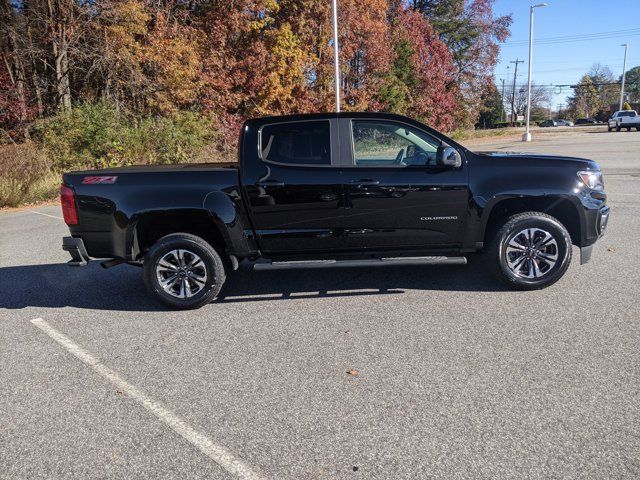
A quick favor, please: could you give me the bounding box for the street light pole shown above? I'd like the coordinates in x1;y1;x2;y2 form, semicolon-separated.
522;3;548;142
331;0;341;113
619;43;628;111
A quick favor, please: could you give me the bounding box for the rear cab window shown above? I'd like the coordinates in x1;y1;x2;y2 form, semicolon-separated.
260;121;331;166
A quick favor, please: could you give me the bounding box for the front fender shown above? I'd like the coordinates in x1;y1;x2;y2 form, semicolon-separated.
469;191;592;250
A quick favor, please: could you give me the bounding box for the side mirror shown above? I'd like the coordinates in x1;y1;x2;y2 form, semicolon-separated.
437;144;462;168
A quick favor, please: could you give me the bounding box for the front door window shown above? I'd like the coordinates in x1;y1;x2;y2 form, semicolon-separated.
351;121;440;167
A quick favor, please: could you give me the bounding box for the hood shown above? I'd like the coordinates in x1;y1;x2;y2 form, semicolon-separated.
473;151;601;170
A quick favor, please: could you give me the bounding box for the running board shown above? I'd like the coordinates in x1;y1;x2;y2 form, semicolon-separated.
253;256;467;271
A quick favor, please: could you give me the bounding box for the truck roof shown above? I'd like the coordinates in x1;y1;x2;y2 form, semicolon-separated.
244;111;430;125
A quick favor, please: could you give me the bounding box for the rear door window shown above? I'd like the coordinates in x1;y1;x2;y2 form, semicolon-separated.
260;121;331;166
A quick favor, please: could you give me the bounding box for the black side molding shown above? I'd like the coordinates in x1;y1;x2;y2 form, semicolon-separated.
62;236;90;266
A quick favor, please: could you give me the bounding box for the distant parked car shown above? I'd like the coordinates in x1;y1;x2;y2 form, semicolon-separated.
539;119;557;127
556;119;574;127
608;110;640;132
575;118;597;125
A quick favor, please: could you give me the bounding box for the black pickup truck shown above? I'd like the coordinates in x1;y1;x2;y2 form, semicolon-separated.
61;112;609;309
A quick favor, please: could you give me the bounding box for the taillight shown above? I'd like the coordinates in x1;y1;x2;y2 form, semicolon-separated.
60;184;78;225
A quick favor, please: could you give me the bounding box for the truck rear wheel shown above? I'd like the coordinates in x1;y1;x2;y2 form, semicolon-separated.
143;233;226;309
487;212;572;290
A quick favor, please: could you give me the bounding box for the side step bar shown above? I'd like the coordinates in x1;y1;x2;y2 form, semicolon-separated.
253;256;467;271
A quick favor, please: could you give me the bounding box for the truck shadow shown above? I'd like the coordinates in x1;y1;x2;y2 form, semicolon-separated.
0;260;506;311
0;263;160;311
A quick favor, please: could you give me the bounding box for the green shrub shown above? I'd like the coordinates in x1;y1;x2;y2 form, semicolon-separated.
35;101;219;171
2;101;222;206
0;142;58;207
34;100;125;170
121;111;218;165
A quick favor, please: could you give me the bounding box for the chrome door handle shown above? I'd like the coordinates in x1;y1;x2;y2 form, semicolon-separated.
349;179;380;186
256;180;285;188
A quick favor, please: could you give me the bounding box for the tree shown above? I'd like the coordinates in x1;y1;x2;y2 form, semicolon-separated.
378;5;456;130
567;75;599;119
512;82;550;119
476;81;504;128
588;63;618;120
622;66;640;103
409;0;512;128
376;39;414;114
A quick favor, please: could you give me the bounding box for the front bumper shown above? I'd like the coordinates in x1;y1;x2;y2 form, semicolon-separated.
62;236;90;266
580;205;610;265
598;205;610;236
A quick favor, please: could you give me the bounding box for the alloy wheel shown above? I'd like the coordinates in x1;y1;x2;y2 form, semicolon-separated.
155;249;208;298
505;228;559;279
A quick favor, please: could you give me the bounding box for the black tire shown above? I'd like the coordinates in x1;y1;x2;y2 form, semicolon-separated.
608;126;613;132
486;212;572;290
143;233;226;309
616;126;621;132
627;127;631;132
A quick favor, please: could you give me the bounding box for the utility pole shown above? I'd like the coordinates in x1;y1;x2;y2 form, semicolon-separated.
619;43;628;111
510;59;524;126
504;65;510;123
331;0;341;113
523;3;548;142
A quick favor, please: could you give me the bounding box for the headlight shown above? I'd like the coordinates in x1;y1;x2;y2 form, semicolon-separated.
577;170;604;190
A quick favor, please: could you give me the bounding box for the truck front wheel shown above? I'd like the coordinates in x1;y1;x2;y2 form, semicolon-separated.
488;212;572;290
143;233;226;309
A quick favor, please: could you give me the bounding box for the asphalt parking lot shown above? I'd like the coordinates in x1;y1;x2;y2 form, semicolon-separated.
1;127;639;479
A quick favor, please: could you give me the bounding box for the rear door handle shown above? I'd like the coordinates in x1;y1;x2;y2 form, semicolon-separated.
350;179;380;186
256;180;285;188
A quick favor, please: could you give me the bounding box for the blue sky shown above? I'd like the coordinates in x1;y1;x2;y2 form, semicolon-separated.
492;0;640;108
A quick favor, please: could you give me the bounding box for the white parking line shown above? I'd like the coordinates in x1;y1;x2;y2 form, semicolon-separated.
28;210;63;220
30;318;265;480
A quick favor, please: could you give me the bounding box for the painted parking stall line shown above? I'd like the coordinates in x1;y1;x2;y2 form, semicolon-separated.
28;210;63;220
30;318;265;480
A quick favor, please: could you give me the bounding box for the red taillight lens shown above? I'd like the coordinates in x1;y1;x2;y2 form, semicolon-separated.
60;184;78;225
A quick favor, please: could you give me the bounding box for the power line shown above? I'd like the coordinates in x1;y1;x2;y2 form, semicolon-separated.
494;62;640;76
501;28;640;47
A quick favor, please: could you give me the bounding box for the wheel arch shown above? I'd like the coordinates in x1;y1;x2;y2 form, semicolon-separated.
129;209;231;261
481;195;582;247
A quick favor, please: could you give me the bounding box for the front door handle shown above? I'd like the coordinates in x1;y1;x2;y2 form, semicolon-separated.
256;180;285;188
349;179;380;186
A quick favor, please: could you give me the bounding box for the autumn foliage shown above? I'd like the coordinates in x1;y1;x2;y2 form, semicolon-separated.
1;0;511;151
